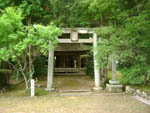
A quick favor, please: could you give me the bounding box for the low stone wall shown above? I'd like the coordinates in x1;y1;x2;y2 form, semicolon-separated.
126;86;150;100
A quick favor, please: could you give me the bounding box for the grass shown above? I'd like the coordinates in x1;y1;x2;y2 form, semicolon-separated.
107;70;123;80
26;88;50;96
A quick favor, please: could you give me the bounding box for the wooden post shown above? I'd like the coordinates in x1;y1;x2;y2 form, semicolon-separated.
31;79;35;97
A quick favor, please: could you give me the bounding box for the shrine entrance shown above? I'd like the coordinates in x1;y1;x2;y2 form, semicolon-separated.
46;28;103;91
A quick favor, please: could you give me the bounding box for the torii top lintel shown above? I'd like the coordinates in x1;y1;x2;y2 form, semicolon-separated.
58;28;97;43
61;28;96;34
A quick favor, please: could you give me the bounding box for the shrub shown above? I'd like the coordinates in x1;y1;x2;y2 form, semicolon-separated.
84;53;94;78
120;66;145;85
0;69;12;89
33;55;48;77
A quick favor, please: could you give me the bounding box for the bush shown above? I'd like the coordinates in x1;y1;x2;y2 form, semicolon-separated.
84;53;94;78
120;66;145;85
33;55;48;77
0;69;12;89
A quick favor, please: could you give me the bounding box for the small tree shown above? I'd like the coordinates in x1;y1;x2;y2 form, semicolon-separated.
0;7;61;90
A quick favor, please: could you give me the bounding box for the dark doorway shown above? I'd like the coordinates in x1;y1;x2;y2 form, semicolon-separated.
55;55;74;68
54;51;88;75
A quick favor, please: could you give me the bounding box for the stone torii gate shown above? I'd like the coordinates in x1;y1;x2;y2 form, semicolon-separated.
46;28;103;91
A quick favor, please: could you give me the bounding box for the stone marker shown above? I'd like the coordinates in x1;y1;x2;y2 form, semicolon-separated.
106;57;123;93
31;79;35;97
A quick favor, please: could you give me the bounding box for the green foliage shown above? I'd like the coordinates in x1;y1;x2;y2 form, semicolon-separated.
0;7;61;90
33;23;61;52
120;66;145;85
0;69;12;89
88;0;120;25
33;55;47;77
0;0;150;87
0;0;100;26
84;52;94;78
11;70;21;80
26;88;49;96
0;7;61;62
0;7;25;62
130;85;150;92
107;71;122;81
95;0;150;86
96;26;116;69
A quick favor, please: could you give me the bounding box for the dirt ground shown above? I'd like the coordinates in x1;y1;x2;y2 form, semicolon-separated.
54;75;94;90
0;75;149;113
36;75;95;90
0;93;149;113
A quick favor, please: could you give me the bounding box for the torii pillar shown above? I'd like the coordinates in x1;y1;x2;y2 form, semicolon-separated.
93;33;103;91
46;46;54;91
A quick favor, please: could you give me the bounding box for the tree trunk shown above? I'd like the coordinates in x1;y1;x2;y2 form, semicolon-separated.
20;70;29;90
144;72;147;86
29;45;32;79
28;17;33;80
104;68;108;83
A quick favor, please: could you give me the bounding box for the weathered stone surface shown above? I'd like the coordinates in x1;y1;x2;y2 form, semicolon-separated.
47;49;54;91
142;91;147;98
71;31;78;41
106;84;123;93
93;87;103;91
45;88;55;92
147;96;150;100
60;92;92;96
126;86;150;101
109;80;120;85
55;43;90;51
133;95;150;105
126;86;136;94
93;33;101;89
133;92;137;96
59;89;92;93
136;89;142;96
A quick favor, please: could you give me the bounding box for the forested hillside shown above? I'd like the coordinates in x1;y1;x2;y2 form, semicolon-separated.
0;0;150;86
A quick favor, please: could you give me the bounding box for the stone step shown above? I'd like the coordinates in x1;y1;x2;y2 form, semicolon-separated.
59;92;92;96
59;89;92;96
59;89;92;93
